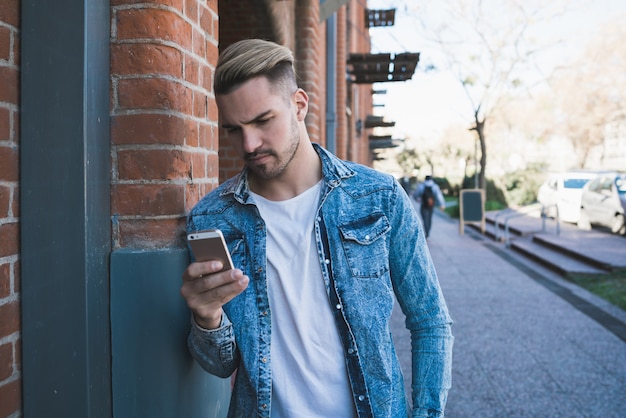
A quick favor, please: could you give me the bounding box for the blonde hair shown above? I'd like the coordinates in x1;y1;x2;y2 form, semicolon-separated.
214;39;297;96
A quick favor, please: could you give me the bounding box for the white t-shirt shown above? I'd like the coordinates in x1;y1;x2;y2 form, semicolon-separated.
250;182;356;418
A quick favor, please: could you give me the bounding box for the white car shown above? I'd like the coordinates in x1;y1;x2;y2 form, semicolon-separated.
537;171;600;224
579;172;626;235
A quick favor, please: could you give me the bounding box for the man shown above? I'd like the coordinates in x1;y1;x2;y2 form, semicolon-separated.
413;176;446;239
180;39;453;418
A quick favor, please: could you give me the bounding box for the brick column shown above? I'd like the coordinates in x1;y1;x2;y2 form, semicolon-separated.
295;0;324;145
108;2;230;413
347;0;373;165
110;0;219;249
0;0;21;415
216;0;278;183
335;5;348;160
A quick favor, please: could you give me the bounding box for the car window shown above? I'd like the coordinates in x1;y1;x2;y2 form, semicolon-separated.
563;178;590;189
588;178;601;192
563;179;589;189
616;176;626;195
599;177;613;196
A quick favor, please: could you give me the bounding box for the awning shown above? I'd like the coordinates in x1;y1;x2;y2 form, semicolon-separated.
347;52;420;83
365;115;395;128
369;140;401;150
369;135;404;149
320;0;350;21
369;135;393;141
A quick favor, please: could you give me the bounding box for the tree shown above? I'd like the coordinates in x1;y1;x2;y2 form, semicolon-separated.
396;123;475;186
548;15;626;168
396;147;422;177
411;0;568;189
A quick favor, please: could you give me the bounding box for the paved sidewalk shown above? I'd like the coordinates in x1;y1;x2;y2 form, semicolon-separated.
391;208;626;417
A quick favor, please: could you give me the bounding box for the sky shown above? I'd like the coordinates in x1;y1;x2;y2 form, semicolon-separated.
366;0;626;142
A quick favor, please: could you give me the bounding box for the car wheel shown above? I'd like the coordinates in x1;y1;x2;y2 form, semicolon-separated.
610;214;626;235
577;209;591;230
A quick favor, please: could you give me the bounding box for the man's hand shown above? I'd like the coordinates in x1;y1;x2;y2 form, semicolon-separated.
180;260;249;330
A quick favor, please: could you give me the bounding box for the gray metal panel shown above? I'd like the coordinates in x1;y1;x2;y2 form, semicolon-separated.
20;0;111;416
111;249;230;417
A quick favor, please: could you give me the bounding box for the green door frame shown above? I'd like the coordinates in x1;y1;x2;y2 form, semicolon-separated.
20;0;112;415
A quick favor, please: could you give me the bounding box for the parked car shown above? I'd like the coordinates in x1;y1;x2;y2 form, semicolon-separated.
537;170;600;224
578;172;626;235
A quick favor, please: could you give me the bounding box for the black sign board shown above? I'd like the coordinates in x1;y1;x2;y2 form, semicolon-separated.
459;189;485;234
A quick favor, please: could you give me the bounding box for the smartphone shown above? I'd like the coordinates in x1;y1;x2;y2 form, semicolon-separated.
187;229;234;272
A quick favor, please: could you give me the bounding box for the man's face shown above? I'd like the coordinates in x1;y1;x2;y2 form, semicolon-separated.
217;76;306;181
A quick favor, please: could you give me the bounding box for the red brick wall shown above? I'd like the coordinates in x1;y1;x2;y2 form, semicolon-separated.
216;0;277;182
216;0;374;183
335;6;348;160
0;0;21;415
110;0;219;249
1;0;374;415
295;0;324;147
216;0;324;183
347;0;373;165
218;0;274;44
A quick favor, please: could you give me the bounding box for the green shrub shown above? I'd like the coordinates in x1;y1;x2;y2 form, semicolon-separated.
500;165;546;207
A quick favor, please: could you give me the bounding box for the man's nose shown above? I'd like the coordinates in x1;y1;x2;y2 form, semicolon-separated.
241;128;262;154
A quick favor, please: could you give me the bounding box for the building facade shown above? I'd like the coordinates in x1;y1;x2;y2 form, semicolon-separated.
1;0;377;416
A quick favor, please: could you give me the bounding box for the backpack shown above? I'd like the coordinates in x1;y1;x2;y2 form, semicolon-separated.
422;185;435;208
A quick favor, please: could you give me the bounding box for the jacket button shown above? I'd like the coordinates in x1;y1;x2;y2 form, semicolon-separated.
335;304;341;310
262;404;267;409
358;395;365;401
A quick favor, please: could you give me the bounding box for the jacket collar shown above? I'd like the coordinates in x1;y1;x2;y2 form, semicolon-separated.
221;143;355;203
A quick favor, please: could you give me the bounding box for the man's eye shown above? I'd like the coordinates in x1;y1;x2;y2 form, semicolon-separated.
225;126;241;133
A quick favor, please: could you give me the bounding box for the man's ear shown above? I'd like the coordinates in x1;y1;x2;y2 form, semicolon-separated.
293;88;309;121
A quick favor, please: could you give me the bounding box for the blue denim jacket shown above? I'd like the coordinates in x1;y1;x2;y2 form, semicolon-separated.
187;144;453;418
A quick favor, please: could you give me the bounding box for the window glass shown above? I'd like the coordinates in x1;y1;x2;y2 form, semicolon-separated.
616;175;626;194
563;178;590;189
588;178;601;192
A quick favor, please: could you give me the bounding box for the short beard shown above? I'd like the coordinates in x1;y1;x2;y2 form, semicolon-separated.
247;116;301;180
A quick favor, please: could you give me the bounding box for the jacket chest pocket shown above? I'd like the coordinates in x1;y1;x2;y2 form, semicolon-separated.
338;212;391;278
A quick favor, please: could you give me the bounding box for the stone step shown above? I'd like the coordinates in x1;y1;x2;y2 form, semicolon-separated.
509;237;608;277
532;232;626;273
472;209;626;277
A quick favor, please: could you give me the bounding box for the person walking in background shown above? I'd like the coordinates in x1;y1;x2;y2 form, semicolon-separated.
399;175;412;195
413;175;446;239
179;39;453;417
